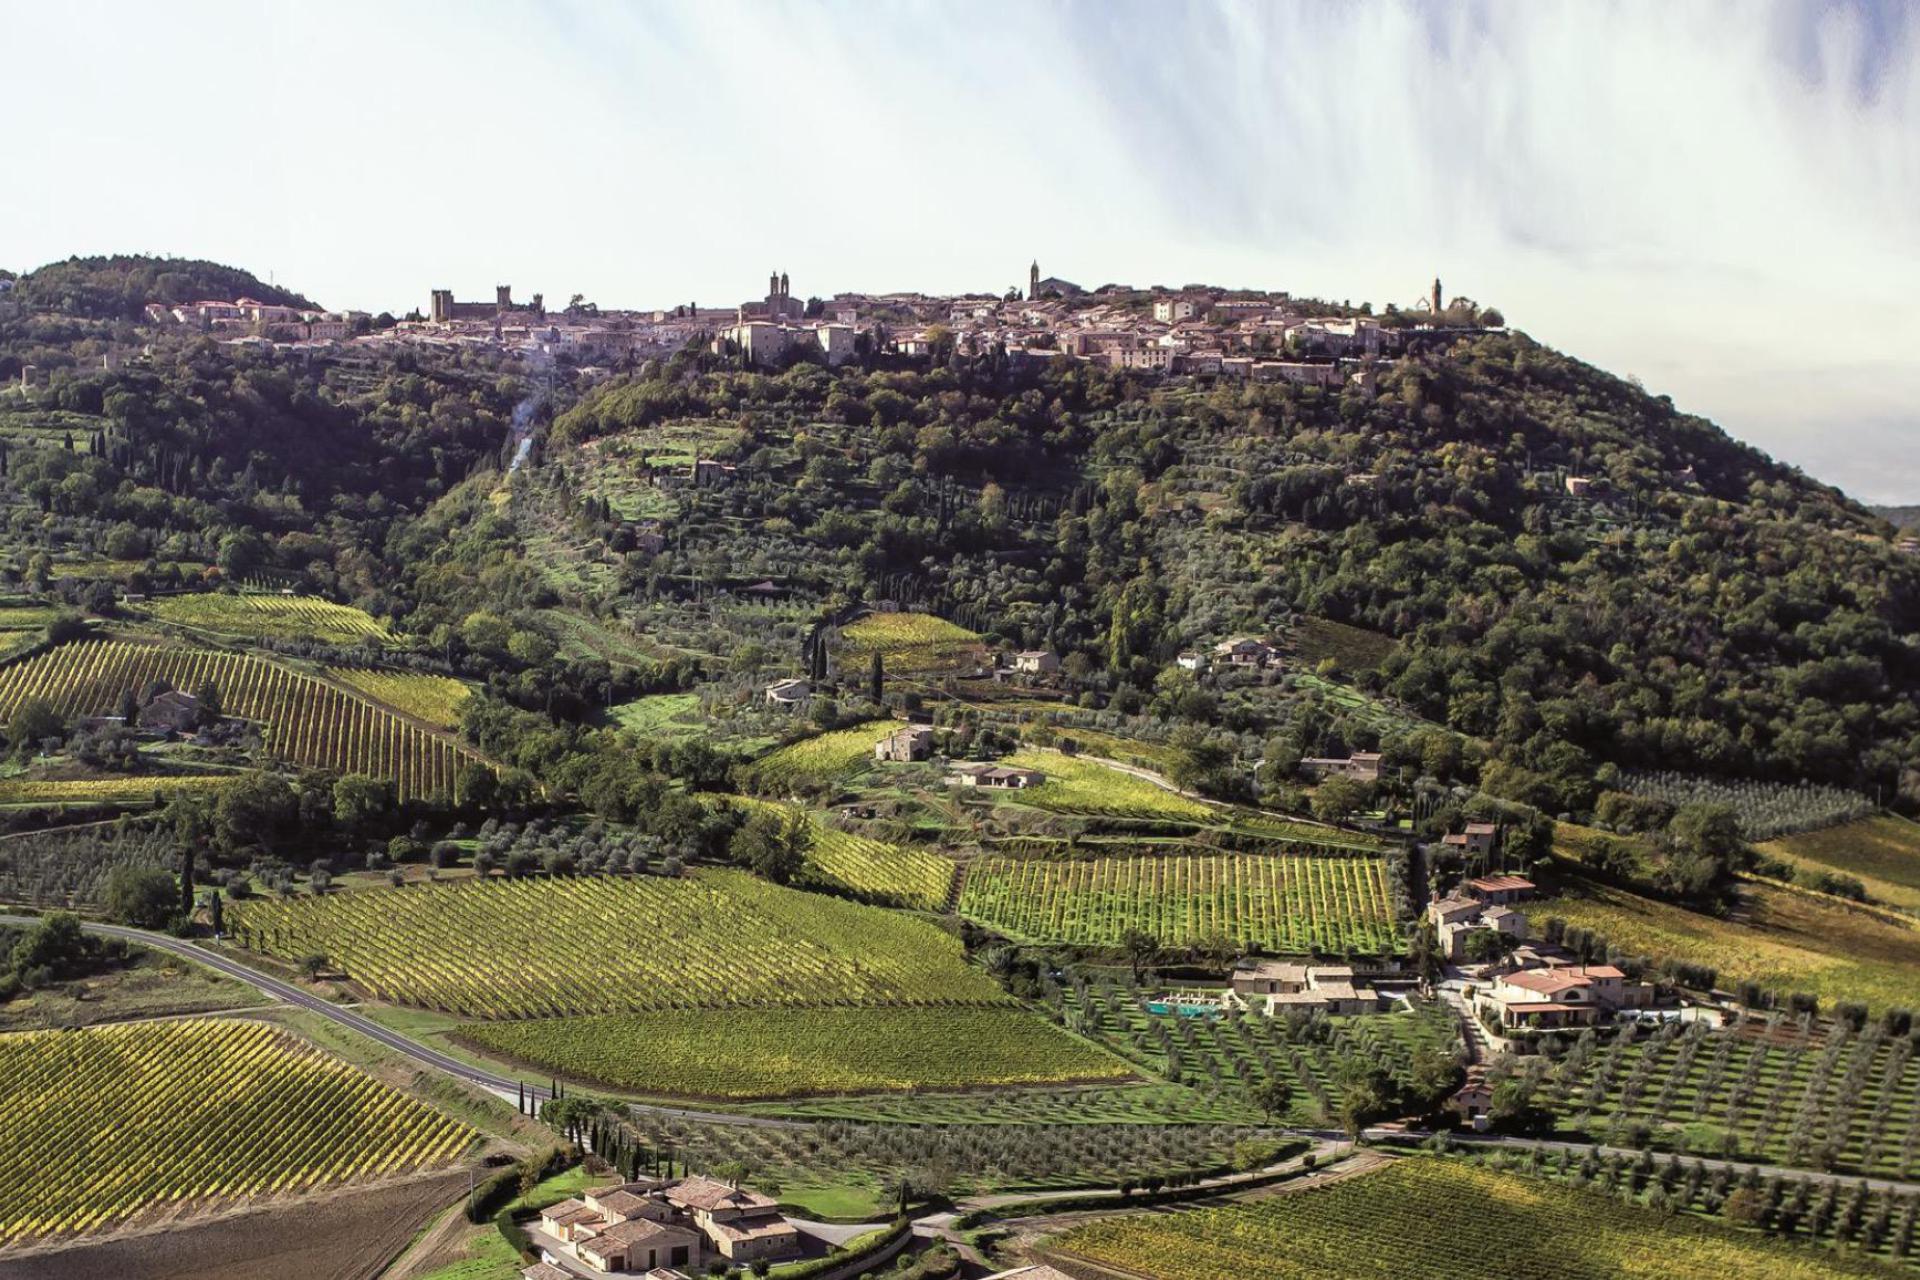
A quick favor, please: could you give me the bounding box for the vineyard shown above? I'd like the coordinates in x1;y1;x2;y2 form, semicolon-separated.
228;869;1008;1018
460;1006;1133;1098
0;1019;473;1247
837;612;984;672
0;640;490;802
1049;1158;1896;1279
1620;771;1877;841
959;852;1399;952
149;593;392;645
994;750;1217;823
325;667;472;730
1533;877;1920;1014
1534;1015;1920;1178
741;720;896;791
0;775;234;806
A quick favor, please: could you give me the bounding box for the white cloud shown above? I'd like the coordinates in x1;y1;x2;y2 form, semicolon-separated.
0;0;1914;498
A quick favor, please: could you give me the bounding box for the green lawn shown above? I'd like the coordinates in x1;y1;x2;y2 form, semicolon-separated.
610;692;705;737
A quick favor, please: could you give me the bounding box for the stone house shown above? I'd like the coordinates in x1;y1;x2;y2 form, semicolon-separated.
664;1175;801;1264
952;764;1045;790
875;725;933;763
1298;752;1382;783
138;690;201;735
1013;649;1060;674
1441;823;1499;858
1228;960;1384;1015
1464;872;1534;905
1212;636;1276;668
763;678;809;708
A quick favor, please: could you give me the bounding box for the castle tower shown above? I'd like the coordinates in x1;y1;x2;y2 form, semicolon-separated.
1431;277;1442;313
430;289;452;323
496;285;513;311
1029;260;1040;301
779;271;789;298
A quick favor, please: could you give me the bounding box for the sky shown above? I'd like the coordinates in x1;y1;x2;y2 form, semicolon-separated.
3;0;1917;501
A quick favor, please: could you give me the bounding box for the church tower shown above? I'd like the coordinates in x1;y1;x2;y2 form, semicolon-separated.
779;271;789;298
1029;260;1040;301
1431;277;1443;313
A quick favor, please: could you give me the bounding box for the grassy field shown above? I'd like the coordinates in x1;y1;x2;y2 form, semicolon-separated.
1048;1157;1890;1279
1533;873;1920;1013
228;868;1007;1018
609;691;705;738
0;944;267;1031
721;795;954;909
742;720;896;791
1541;1017;1920;1178
149;592;392;644
459;1006;1133;1098
838;611;983;673
997;749;1217;822
0;639;489;802
1757;815;1920;912
959;851;1399;953
0;1019;473;1247
326;668;472;730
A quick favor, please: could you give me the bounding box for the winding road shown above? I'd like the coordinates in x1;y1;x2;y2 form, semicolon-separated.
11;915;1919;1204
0;914;556;1108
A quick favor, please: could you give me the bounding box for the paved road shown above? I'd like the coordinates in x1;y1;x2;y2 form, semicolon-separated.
0;914;555;1109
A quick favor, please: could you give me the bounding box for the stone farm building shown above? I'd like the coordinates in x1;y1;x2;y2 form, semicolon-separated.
952;763;1046;790
875;725;933;762
1298;752;1382;782
534;1174;799;1275
763;678;810;708
1228;961;1384;1015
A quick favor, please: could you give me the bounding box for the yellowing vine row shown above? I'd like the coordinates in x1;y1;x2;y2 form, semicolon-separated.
0;640;488;801
0;1019;472;1247
959;852;1399;952
230;869;1009;1019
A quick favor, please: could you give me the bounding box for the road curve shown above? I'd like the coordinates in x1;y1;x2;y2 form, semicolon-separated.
0;914;555;1108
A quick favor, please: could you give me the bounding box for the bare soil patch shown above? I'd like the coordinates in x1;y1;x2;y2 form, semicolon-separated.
0;1170;466;1280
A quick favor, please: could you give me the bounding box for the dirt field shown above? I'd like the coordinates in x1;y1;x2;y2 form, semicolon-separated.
0;1171;467;1280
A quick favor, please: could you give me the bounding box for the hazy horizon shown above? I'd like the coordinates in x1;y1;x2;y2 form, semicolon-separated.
4;0;1915;501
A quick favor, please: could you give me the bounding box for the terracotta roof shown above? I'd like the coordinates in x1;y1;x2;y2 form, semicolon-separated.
540;1198;595;1225
710;1213;799;1243
668;1174;778;1213
600;1217;693;1246
1468;874;1534;893
1464;822;1498;835
1502;969;1592;995
590;1188;656;1218
523;1265;574;1280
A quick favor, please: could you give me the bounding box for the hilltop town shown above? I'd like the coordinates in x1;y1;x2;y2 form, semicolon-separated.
128;264;1499;389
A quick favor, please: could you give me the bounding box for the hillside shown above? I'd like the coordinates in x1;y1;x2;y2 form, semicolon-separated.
11;254;317;319
1875;505;1920;530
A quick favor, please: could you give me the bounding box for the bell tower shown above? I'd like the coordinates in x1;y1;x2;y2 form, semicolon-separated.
1431;276;1443;313
1029;260;1040;300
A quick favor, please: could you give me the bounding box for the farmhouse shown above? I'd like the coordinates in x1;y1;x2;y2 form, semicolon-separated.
1298;752;1382;783
875;725;933;762
1477;963;1654;1030
534;1174;799;1275
1464;873;1534;905
1451;1065;1496;1132
952;763;1046;790
1228;960;1384;1015
1013;649;1060;674
664;1175;801;1264
1441;823;1500;857
1426;892;1529;961
763;678;810;708
138;690;201;735
1212;636;1276;668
